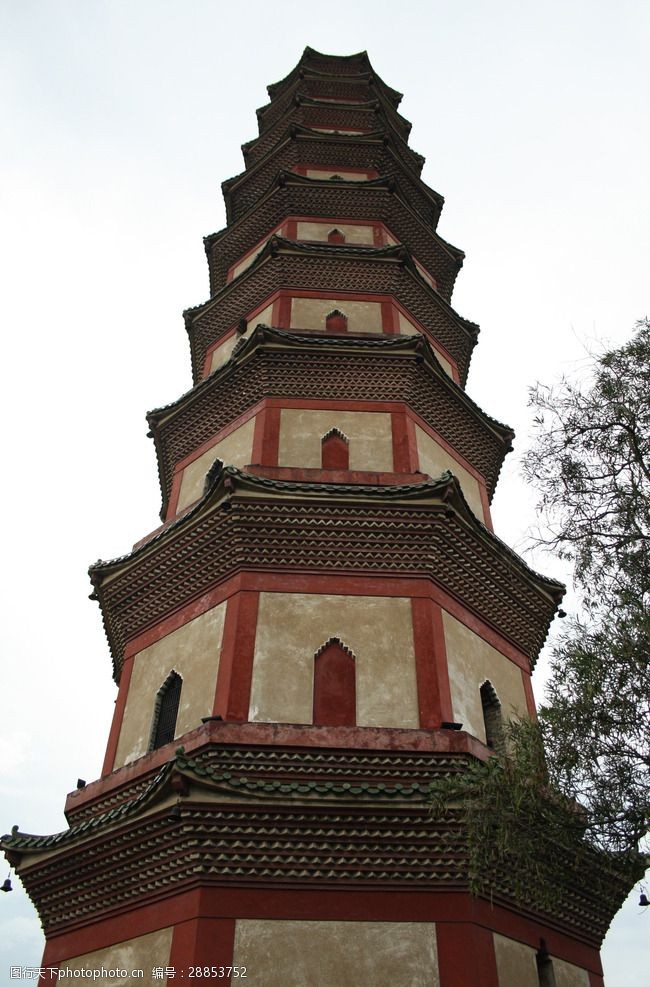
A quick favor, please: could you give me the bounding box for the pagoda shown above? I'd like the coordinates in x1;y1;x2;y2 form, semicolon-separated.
3;48;633;987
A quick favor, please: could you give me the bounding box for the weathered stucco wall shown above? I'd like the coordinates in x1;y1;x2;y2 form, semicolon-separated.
278;409;393;470
250;593;418;728
290;296;382;332
176;416;256;512
115;603;227;768
56;928;172;985
442;611;527;742
232;919;439;987
415;425;485;521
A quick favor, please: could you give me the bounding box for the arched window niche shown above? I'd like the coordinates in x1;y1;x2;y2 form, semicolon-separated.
325;308;348;332
148;670;183;751
327;228;346;244
321;427;350;470
313;637;356;727
479;679;503;752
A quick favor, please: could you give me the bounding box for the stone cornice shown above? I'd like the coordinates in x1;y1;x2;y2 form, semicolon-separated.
204;172;463;299
183;237;478;384
221;130;440;226
4;734;637;946
87;463;562;676
147;327;512;514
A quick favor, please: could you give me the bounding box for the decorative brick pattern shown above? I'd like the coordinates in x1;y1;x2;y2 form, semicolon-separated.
92;475;558;672
187;245;477;384
206;178;462;299
224;136;437;224
149;332;510;509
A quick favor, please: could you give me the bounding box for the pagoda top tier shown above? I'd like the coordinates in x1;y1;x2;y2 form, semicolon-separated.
265;47;403;107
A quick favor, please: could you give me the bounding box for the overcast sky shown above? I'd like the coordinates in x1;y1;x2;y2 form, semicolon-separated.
1;1;648;983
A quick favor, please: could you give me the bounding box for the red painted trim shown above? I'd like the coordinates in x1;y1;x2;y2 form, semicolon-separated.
167;406;260;520
380;299;399;333
39;887;604;976
313;640;356;726
121;570;533;675
479;482;494;532
123;579;244;659
170;915;236;977
411;599;441;728
214;592;260;720
201;327;239;380
522;668;537;718
437;923;499;987
276;293;292;328
284;219;298;239
390;411;415;473
102;656;134;776
39;890;204;964
430;604;455;721
251;405;281;466
406;409;486;487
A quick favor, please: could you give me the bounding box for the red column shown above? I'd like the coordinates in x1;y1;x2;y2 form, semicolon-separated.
436;923;499;986
169;917;236;979
213;592;260;720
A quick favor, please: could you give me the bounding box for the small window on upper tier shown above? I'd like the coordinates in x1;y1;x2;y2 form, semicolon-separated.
325;308;348;332
149;671;182;750
321;427;349;470
480;680;503;751
327;228;346;244
313;638;356;727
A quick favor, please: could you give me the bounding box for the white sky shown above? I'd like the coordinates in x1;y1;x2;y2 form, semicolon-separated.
1;1;648;983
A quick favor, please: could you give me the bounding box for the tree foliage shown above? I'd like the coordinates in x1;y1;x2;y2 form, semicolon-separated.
522;318;650;856
429;320;649;904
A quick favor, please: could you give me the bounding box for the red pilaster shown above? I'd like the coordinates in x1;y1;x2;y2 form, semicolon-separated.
102;655;134;776
436;923;500;987
169;917;236;978
213;591;260;720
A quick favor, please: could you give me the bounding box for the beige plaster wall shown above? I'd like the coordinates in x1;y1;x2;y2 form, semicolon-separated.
290;296;382;333
415;425;485;520
554;958;590;987
442;611;528;743
305;169;370;181
232;241;269;280
397;313;454;378
208;333;239;374
249;302;274;329
114;603;227;768
493;934;538;987
176;417;256;513
233;919;438;987
278;409;393;471
296;221;374;245
250;593;419;728
56;928;172;986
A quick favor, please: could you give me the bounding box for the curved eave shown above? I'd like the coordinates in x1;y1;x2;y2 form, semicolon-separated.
147;325;513;515
243;96;413;163
88;462;563;678
184;235;478;379
221;128;439;223
267;48;403;108
204;173;464;278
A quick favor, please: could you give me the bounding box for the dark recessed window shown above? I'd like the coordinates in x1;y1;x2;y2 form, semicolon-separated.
149;671;183;751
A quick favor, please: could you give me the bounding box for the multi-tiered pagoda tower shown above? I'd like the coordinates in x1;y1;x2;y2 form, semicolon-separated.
4;49;631;987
